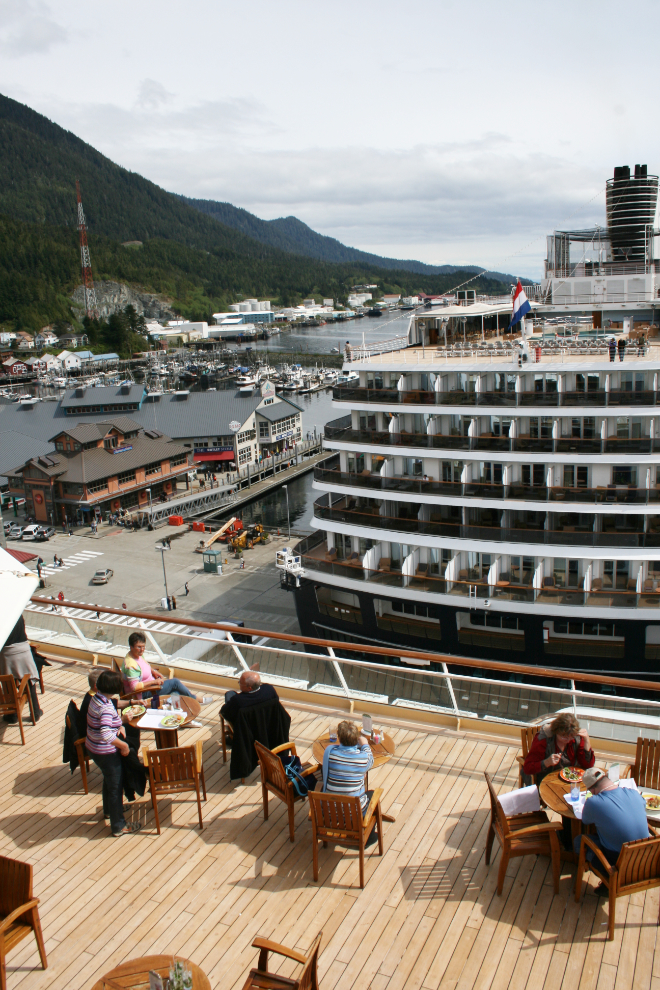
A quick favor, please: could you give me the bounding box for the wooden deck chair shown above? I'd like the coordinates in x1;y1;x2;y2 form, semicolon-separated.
65;713;90;794
627;737;660;788
240;931;322;990
575;834;660;940
255;741;319;842
144;743;206;834
0;855;47;990
484;772;561;895
0;675;35;747
308;790;384;889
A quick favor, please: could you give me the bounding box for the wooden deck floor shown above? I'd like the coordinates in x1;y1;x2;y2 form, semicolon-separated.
1;662;658;990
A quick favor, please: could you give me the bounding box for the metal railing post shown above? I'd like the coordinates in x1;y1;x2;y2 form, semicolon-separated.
60;608;92;650
442;661;461;725
571;679;577;716
226;631;250;671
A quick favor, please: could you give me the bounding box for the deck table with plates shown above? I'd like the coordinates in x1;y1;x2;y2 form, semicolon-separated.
91;953;210;989
125;696;205;749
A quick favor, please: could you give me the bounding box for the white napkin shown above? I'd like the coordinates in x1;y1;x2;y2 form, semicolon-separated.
618;777;637;790
498;784;540;816
563;791;586;818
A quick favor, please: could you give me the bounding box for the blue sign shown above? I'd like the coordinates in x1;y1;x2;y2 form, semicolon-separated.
112;445;133;454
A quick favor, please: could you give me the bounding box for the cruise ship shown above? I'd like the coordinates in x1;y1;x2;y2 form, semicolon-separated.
284;165;660;679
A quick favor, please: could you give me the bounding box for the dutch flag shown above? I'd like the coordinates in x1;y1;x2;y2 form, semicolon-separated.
509;280;532;329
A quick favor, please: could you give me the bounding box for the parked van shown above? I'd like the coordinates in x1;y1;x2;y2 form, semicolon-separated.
21;524;42;541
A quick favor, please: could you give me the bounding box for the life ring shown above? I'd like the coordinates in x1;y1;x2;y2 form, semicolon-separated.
34;492;43;504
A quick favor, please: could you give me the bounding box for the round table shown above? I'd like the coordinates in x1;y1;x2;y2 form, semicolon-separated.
540;769;597;862
313;732;395;789
125;696;202;749
92;954;210;990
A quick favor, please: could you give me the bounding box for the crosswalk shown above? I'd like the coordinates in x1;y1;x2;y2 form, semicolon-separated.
26;599;196;637
37;549;104;576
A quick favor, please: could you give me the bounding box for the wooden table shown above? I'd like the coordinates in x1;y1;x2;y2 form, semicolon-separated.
539;769;584;862
126;696;202;749
313;732;395;789
92;954;210;990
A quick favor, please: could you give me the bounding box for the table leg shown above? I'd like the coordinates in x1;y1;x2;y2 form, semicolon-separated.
154;729;178;749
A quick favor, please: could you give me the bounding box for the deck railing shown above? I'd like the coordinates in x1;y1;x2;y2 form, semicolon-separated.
332;386;660;409
24;596;660;744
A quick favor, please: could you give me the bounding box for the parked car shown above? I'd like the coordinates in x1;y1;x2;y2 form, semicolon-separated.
8;524;24;539
21;524;42;541
92;568;114;584
35;526;56;541
3;521;12;536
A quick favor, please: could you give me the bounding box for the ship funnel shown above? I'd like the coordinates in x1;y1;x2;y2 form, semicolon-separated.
606;164;658;262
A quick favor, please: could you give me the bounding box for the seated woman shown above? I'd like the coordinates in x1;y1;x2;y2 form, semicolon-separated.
121;631;207;704
523;712;595;783
322;720;378;846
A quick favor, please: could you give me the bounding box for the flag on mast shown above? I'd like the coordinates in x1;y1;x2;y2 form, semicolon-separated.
509;280;531;329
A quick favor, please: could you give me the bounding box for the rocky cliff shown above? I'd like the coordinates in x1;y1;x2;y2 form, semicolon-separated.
70;281;177;321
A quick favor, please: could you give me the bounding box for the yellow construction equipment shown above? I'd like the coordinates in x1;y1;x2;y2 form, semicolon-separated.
231;523;267;551
194;517;237;553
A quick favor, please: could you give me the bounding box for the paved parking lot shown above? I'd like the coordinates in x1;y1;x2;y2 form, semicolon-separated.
8;524;301;637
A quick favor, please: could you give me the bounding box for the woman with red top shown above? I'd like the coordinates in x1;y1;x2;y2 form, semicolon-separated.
523;713;595;784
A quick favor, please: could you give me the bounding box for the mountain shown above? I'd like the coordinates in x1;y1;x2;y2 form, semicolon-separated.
0;92;512;335
181;196;517;283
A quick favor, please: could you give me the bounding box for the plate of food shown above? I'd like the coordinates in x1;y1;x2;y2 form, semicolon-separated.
123;704;146;719
559;767;584;783
160;713;186;728
643;793;660;811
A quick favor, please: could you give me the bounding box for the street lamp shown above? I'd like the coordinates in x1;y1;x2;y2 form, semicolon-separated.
282;483;290;541
156;543;170;605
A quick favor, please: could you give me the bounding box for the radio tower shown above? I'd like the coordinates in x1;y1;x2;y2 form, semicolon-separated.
75;179;98;319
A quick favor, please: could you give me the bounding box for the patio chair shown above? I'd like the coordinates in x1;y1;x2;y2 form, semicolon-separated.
627;737;660;788
0;855;47;990
516;726;538;787
0;675;35;746
239;931;322;990
255;741;320;842
65;712;90;794
575;834;660;940
144;743;207;834
484;772;561;895
308;790;385;889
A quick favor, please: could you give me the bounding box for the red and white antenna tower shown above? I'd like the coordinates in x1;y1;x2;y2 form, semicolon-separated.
75;179;98;319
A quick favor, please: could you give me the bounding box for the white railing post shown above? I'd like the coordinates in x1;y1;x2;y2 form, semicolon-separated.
59;607;93;650
327;645;354;711
226;631;250;671
571;679;577;716
442;661;460;721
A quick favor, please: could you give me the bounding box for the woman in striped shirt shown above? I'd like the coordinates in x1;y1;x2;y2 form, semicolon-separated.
322;720;374;813
86;669;142;836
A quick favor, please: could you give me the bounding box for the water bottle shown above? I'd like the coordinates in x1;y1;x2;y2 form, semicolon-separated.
571;784;580;803
170;692;181;710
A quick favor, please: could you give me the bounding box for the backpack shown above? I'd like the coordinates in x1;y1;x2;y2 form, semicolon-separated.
280;753;311;797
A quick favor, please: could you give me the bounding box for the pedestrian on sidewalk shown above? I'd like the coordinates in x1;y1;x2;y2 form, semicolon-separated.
184;582;189;595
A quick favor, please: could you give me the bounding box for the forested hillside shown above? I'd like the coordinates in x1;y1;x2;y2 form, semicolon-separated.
0;92;509;335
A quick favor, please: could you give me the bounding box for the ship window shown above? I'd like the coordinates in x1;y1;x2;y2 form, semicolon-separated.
617;417;630;438
564;466;589;487
522;464;545;487
510;556;535;585
316;586;362;625
442;460;463;483
576;374;600;392
491;417;511;437
612;466;637;486
404;458;423;477
347;453;365;474
602;560;630;590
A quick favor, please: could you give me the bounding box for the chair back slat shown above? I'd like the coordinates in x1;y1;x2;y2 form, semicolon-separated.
298;931;323;990
0;855;32;918
484;772;510;837
147;746;196;791
520;726;536;760
617;836;660;890
255;741;288;795
636;737;660;790
308;792;363;837
0;674;19;710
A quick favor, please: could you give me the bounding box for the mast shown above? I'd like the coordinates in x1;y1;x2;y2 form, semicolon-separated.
75;179;99;320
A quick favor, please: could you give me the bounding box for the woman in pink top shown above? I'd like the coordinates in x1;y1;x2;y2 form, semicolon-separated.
121;632;202;702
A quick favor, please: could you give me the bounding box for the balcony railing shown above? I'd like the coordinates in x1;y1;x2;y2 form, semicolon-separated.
23;596;660;737
299;552;660;611
314;467;660;506
333;386;660;409
324;425;657;456
312;502;660;549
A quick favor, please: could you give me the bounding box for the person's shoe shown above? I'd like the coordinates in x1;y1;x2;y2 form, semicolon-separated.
112;822;142;836
593;882;609;896
2;714;18;724
197;694;214;704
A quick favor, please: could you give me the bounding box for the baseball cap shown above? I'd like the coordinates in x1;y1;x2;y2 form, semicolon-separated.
582;767;608;790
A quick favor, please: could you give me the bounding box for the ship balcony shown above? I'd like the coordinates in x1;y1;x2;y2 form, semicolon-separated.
333;385;660;410
324;424;658;457
314;466;660;508
312;496;660;550
300;530;660;612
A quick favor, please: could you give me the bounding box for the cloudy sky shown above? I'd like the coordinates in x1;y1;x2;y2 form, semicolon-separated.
1;0;658;277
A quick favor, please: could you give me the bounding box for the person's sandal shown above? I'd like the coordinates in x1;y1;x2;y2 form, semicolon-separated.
112;822;142;836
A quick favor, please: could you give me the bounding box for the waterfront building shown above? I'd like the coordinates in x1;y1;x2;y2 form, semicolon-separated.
287;166;660;679
0;384;303;484
5;418;192;524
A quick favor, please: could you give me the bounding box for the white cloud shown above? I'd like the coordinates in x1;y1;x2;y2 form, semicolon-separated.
0;0;67;56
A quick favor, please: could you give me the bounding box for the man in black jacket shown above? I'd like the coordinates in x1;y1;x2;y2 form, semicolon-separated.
220;671;278;723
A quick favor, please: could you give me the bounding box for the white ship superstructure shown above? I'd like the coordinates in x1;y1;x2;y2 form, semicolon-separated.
283;165;660;677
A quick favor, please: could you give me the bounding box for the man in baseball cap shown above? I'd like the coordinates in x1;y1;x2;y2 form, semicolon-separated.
576;766;649;885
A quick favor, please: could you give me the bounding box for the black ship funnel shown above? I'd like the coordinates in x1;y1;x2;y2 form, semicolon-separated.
606;164;658;261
